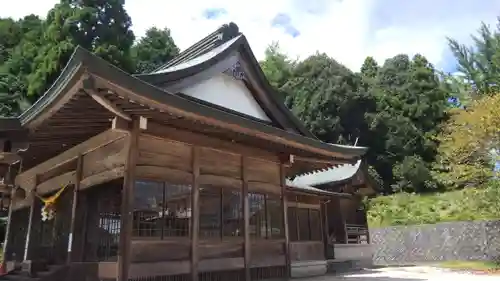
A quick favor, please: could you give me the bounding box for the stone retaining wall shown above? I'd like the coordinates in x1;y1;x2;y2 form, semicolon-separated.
370;220;500;265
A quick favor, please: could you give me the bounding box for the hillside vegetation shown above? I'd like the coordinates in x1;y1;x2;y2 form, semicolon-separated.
367;180;500;227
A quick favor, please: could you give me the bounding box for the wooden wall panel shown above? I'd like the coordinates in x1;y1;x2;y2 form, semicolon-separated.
199;148;241;179
289;242;324;261
246;158;280;185
251;240;284;257
38;171;76;194
130;240;190;263
82;137;127;179
198;241;243;260
138;135;192;172
135;166;191;184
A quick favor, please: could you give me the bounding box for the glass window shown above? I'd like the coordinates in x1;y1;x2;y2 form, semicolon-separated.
267;195;283;239
132;180;191;239
249;192;266;238
133;181;164;239
222;189;242;237
199;185;221;239
249;192;284;240
163;183;191;237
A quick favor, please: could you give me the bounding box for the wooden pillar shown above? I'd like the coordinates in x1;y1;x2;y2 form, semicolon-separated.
1;165;15;268
23;175;39;261
280;163;290;279
117;118;140;281
321;201;330;259
190;147;200;281
241;156;250;281
67;154;83;264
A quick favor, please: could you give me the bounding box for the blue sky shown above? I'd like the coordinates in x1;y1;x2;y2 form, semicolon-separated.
1;0;499;71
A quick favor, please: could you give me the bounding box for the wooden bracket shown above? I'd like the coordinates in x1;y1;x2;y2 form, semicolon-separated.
112;116;148;132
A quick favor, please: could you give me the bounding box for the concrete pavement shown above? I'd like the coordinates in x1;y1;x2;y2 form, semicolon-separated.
302;266;500;281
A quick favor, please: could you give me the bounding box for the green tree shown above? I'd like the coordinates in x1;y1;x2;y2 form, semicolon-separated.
260;42;295;92
367;54;448;192
0;18;22;64
132;27;179;73
360;56;379;79
434;94;500;189
27;0;135;98
0;15;44;116
283;53;376;146
448;18;500;96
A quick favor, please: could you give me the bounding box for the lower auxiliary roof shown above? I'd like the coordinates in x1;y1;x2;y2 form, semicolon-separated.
289;160;362;187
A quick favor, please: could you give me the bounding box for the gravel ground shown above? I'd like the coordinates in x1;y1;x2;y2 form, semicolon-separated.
303;267;500;281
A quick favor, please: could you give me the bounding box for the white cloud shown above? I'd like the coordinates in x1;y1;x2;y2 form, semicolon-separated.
1;0;497;71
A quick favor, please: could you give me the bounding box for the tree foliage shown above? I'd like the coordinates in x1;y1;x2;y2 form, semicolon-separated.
434;93;500;188
0;0;179;118
260;48;450;193
282;53;376;145
448;18;500;96
132;27;179;73
260;42;295;92
27;0;135;98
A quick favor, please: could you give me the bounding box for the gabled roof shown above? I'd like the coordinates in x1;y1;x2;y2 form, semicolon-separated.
7;46;367;172
136;22;317;138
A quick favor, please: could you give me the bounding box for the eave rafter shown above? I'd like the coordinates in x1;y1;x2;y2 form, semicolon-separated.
82;76;132;122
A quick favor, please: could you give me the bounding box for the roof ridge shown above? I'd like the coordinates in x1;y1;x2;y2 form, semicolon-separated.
153;22;240;72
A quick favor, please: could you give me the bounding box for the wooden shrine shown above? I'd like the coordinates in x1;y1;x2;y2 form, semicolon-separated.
0;23;368;281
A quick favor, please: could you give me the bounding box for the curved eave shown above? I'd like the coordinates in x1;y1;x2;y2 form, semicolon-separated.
19;47;86;128
237;36;317;139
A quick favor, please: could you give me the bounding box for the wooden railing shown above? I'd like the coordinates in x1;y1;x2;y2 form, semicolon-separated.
345;224;369;244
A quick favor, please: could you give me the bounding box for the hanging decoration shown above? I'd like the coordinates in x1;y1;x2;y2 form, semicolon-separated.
35;184;69;221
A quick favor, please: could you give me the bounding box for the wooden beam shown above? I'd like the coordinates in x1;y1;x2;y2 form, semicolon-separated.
1;165;15;270
145;122;279;163
16;129;128;189
242;156;250;281
190;147;200;281
0;153;22;165
23;175;39;261
112;117;129;131
67;153;83;264
321;202;329;259
293;155;351;166
280;163;291;279
117;118;140;281
87;89;131;121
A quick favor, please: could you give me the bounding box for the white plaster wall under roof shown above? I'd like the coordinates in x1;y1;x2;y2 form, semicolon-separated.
289;160;362;187
180;73;272;121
